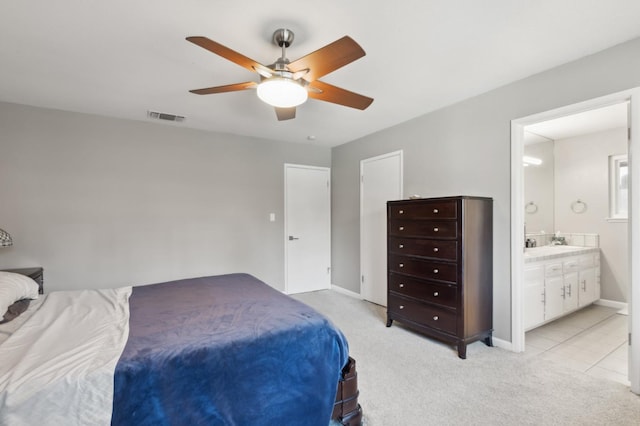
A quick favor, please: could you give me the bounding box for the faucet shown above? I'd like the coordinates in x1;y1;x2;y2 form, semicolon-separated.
551;231;567;245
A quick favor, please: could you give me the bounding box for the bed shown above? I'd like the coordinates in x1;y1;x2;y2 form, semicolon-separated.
0;271;362;425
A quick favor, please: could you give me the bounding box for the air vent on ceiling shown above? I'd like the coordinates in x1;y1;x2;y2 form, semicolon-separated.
147;110;185;122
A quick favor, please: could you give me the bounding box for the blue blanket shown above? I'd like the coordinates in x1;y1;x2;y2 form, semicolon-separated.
111;273;349;426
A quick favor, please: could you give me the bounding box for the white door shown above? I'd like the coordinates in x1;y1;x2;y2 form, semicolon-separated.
285;164;331;294
360;151;403;306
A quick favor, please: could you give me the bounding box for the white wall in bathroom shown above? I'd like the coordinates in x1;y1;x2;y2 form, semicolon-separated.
554;127;628;302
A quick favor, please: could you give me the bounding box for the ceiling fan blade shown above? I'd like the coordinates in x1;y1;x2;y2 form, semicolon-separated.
275;107;296;121
186;36;272;76
307;80;373;110
189;81;257;95
287;36;365;82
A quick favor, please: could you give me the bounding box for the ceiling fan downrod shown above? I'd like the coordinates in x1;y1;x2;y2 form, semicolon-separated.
272;28;294;71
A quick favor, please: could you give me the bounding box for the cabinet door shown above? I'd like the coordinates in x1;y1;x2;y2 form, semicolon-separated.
524;265;545;330
578;267;597;307
524;281;545;330
563;272;578;312
545;276;564;321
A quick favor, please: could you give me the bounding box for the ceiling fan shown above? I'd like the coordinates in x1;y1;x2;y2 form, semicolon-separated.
186;29;373;121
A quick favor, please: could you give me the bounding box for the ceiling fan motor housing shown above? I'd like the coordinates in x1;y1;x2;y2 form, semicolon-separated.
273;28;294;48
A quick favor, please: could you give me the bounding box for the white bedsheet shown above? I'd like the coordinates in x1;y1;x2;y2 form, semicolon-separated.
0;286;132;426
0;298;44;346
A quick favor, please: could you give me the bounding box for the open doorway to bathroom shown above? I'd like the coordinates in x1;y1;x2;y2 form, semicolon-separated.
511;88;640;394
522;103;629;385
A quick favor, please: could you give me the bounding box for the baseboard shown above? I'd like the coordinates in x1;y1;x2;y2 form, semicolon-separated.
492;337;513;352
595;298;628;314
330;284;363;300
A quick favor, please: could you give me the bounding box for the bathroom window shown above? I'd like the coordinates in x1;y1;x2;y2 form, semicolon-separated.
608;154;628;221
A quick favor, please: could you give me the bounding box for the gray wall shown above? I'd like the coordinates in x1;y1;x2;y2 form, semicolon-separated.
554;128;628;302
0;102;330;291
331;37;640;342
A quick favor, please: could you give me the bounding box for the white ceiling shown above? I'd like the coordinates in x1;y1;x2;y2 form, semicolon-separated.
524;102;629;144
2;1;640;147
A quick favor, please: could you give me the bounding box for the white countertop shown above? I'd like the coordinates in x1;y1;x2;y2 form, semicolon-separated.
524;245;599;263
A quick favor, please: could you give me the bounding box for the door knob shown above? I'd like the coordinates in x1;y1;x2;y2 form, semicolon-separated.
288;236;299;240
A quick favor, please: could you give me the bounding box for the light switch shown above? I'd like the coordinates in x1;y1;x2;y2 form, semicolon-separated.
269;213;276;222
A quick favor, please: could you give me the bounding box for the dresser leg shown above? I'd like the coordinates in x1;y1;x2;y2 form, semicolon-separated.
484;335;493;347
386;318;393;327
457;344;467;359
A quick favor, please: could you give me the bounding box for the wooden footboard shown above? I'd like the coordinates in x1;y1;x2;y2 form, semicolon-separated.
331;356;362;426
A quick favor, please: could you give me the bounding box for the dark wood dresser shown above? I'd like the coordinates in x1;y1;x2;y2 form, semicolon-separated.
386;196;493;358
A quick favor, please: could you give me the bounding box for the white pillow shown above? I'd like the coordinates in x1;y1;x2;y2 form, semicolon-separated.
0;272;40;315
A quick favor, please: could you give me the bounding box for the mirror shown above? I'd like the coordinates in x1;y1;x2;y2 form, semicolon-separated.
524;133;554;237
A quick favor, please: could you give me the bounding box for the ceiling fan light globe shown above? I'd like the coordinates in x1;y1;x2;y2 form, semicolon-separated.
257;78;308;108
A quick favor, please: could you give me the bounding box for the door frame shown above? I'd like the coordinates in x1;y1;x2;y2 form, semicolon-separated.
359;150;403;302
284;163;331;294
510;88;640;393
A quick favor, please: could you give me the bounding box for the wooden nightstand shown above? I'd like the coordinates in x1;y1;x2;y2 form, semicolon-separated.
1;267;44;294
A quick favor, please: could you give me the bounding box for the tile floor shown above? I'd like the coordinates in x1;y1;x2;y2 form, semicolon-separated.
525;304;630;386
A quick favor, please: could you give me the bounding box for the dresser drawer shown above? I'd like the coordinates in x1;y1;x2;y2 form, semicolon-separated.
389;274;457;308
389;200;457;220
388;220;457;238
388;237;457;261
388;294;457;334
389;255;457;283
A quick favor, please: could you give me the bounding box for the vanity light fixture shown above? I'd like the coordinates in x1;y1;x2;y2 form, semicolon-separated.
523;156;543;166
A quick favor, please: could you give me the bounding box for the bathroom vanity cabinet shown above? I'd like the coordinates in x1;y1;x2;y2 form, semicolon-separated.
524;247;600;331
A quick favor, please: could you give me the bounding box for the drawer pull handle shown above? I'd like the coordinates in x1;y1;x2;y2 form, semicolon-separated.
433;291;439;297
399;263;404;268
399;283;405;288
399;226;404;231
399;305;405;310
433;269;439;274
399;210;404;214
433;208;439;213
399;244;404;249
433;315;439;321
433;227;439;232
433;247;439;252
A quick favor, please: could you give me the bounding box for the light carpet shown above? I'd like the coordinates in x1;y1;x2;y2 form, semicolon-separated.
293;290;640;426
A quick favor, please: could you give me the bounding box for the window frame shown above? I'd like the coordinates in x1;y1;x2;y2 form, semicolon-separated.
608;153;629;221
